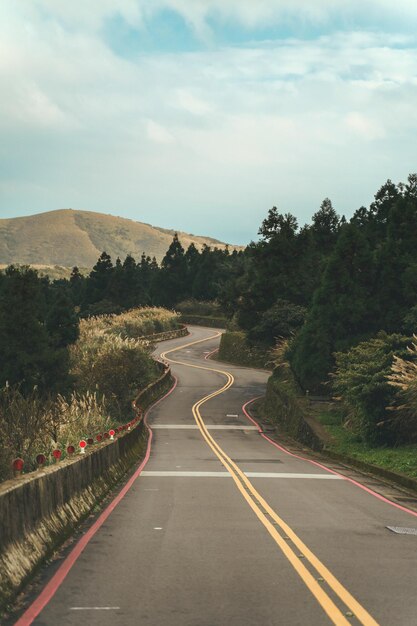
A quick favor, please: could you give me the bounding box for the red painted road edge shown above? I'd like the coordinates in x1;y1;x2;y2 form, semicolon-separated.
242;397;417;519
14;376;178;626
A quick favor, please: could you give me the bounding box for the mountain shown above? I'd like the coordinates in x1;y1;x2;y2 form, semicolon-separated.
0;209;238;267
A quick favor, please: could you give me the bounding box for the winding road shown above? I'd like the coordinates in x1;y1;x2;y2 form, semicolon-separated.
14;327;417;626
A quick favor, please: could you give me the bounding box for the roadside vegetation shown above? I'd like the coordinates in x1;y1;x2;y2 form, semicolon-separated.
317;410;417;479
1;172;417;478
0;271;180;481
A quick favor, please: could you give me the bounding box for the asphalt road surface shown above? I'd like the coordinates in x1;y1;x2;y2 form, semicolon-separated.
14;327;417;626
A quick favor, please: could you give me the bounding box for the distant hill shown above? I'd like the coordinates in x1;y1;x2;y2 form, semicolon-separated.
0;209;239;267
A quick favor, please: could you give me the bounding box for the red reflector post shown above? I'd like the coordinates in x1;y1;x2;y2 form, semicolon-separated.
12;458;24;475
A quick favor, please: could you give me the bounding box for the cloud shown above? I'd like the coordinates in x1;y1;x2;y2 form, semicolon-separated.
0;1;416;242
146;120;175;144
345;113;385;141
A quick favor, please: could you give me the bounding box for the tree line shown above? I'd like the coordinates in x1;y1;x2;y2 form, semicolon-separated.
1;173;417;446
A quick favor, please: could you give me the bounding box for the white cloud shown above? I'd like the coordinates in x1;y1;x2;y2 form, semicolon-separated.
0;1;416;240
345;112;385;140
146;120;175;144
176;90;212;116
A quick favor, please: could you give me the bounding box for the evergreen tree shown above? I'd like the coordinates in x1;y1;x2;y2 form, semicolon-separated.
311;198;340;254
156;234;187;306
46;290;79;349
88;251;114;303
0;267;73;394
290;224;376;391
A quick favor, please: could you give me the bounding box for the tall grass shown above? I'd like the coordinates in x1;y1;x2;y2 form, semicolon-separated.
387;336;417;441
0;307;177;481
80;307;180;339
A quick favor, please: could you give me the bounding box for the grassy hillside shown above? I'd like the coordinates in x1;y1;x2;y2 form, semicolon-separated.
0;209;238;266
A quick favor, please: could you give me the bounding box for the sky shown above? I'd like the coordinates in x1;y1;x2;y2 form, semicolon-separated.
0;1;416;244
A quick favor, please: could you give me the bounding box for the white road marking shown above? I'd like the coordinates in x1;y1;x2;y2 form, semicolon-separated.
70;607;120;611
153;527;163;530
141;471;343;479
151;424;258;430
245;473;343;479
226;414;239;417
143;471;230;477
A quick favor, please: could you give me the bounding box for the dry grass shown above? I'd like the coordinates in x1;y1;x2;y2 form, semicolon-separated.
387;336;417;439
0;208;238;267
0;306;176;480
80;306;179;339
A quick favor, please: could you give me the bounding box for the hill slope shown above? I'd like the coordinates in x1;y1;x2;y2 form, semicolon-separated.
0;209;236;266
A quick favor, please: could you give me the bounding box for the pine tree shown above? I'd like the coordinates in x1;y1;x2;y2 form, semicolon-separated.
88;251;114;305
290;224;376;391
157;234;187;306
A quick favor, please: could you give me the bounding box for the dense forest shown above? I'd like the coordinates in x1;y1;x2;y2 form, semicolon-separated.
1;173;417;460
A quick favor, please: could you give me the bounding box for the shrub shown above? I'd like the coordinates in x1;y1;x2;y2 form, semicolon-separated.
0;387;110;481
175;299;222;316
218;331;269;368
387;336;417;441
70;330;159;420
248;299;306;345
332;332;412;445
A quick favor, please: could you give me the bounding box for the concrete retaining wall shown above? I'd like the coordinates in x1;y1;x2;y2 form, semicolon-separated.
180;314;227;329
0;365;173;612
139;324;189;342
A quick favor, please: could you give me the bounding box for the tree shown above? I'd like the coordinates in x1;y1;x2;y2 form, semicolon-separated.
46;290;79;349
333;333;413;445
248;300;306;345
290;224;376;391
88;251;114;304
311;198;340;254
0;266;73;394
156;234;187;306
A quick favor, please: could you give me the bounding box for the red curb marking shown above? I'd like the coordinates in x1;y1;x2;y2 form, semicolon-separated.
242;397;417;519
14;376;178;626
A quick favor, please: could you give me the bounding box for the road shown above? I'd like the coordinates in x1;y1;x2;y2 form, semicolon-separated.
13;326;417;626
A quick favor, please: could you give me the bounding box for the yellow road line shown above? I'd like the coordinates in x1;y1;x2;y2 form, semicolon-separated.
160;332;379;626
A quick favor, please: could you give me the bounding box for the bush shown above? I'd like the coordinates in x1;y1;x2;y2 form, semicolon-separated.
332;332;413;445
70;329;159;420
0;387;110;481
81;307;180;339
248;299;306;345
387;336;417;441
175;299;223;316
218;331;269;368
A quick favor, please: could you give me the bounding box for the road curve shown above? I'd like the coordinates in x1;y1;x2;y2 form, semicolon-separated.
12;326;417;626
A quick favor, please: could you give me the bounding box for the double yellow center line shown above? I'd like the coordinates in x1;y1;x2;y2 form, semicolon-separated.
161;332;379;626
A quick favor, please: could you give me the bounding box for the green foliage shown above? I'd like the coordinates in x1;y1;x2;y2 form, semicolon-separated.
218;331;269;368
248;300;306;345
387;336;417;442
71;336;158;420
175;299;222;316
290;223;376;391
332;333;412;445
0;266;77;394
70;308;173;419
402;305;417;335
317;411;417;479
